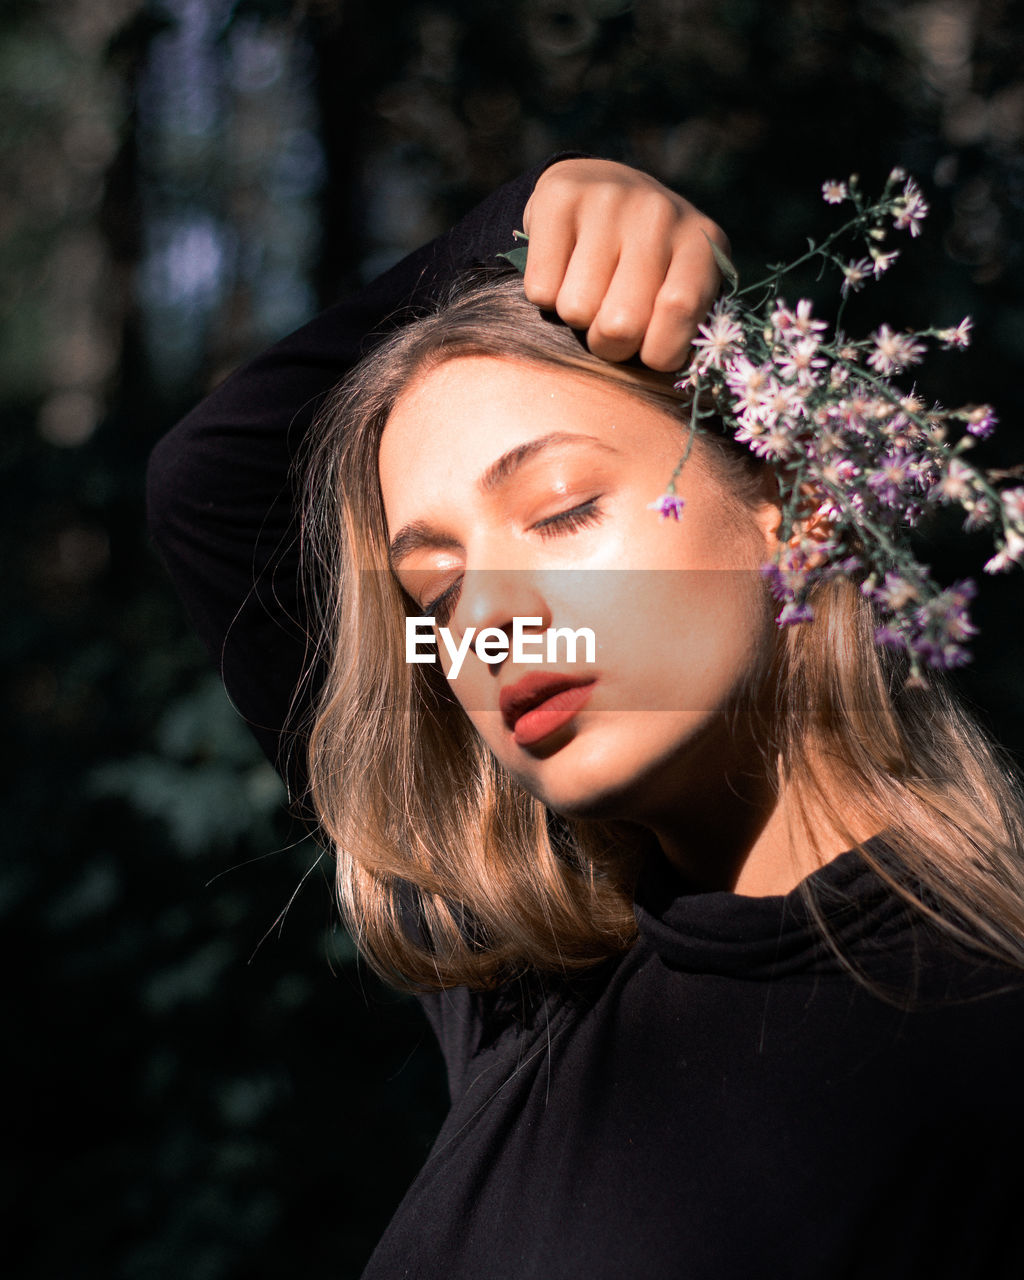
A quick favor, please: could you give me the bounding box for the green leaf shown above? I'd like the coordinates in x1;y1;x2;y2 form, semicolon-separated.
705;232;739;295
497;229;529;274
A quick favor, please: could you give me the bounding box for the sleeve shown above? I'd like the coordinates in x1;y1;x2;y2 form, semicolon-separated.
146;156;580;806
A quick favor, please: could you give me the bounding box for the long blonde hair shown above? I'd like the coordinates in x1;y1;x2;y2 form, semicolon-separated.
301;272;1024;991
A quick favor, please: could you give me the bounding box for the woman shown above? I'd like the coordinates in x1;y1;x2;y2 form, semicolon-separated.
149;158;1024;1277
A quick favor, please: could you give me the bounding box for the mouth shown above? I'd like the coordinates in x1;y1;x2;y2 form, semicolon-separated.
499;674;597;747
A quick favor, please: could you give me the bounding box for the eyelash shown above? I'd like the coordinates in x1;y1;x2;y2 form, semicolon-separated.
422;498;604;625
425;581;460;626
533;497;603;539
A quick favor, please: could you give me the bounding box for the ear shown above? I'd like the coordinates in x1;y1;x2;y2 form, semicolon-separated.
746;465;786;556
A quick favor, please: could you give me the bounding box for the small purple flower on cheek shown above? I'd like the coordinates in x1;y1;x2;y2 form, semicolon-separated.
647;493;686;521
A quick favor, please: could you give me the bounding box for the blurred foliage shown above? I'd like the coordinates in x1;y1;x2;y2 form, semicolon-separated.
4;0;1024;1276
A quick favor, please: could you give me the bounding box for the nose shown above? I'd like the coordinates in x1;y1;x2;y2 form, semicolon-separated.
451;569;552;662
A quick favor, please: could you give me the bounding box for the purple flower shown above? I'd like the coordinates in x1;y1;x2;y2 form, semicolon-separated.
914;639;971;670
647;492;686;521
866;450;916;507
912;581;978;662
777;600;815;626
925;585;977;643
760;564;786;598
965;405;998;439
874;625;907;651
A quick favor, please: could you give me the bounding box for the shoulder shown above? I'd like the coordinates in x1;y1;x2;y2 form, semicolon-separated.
418;963;613;1102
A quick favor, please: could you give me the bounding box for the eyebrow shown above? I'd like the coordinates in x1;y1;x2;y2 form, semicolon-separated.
387;431;621;569
479;431;618;493
388;520;461;570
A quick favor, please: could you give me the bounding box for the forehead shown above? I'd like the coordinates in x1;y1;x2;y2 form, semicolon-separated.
378;354;680;492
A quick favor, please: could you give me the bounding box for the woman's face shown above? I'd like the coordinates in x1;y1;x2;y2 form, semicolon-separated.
378;355;783;831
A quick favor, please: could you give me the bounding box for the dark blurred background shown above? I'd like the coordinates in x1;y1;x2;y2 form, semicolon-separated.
4;0;1023;1275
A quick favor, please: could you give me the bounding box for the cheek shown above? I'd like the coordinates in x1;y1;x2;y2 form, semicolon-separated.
676;570;778;700
441;658;497;717
592;567;775;712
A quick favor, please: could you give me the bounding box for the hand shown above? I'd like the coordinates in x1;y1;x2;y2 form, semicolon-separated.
521;158;729;372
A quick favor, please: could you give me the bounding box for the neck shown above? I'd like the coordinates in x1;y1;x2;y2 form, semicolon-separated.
645;726;880;897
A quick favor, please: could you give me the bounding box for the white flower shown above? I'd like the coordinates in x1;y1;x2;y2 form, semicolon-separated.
691;302;745;372
963;498;996;531
841;258;872;295
758;377;807;423
875;572;920;610
776;337;827;387
770;300;793;334
820;457;861;487
674;366;701;392
822;179;849;204
1002;487;1024;526
774;298;828;339
933;458;976;504
984;528;1024;574
814;426;848;455
892;178;929;237
870;248;900;278
842;391;877;427
725;357;772;414
937;317;973;350
733;418;767;447
868;324;926;375
748;425;798;461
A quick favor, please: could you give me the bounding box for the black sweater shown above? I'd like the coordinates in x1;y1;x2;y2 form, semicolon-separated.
147;165;1024;1278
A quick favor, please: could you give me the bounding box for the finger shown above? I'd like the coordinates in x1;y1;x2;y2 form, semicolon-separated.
638;268;716;371
585;236;672;363
549;227;622;334
521;193;577;312
638;225;729;371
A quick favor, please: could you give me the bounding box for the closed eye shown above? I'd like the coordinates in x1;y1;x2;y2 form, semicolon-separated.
532;498;603;539
420;499;603;623
424;578;462;626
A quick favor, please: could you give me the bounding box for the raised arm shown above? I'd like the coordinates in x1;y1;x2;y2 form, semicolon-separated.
146;156;725;805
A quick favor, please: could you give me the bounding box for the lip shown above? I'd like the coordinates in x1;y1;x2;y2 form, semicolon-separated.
499;673;597;747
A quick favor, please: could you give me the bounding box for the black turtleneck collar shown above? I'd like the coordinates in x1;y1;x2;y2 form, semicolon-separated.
633;836;926;980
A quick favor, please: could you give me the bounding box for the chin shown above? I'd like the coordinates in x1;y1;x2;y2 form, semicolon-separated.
502;706;741;828
503;727;681;823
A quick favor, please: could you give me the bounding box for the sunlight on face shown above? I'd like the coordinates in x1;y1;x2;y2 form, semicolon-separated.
379;355;783;829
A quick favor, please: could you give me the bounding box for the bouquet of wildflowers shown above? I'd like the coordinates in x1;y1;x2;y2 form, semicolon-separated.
647;169;1024;683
